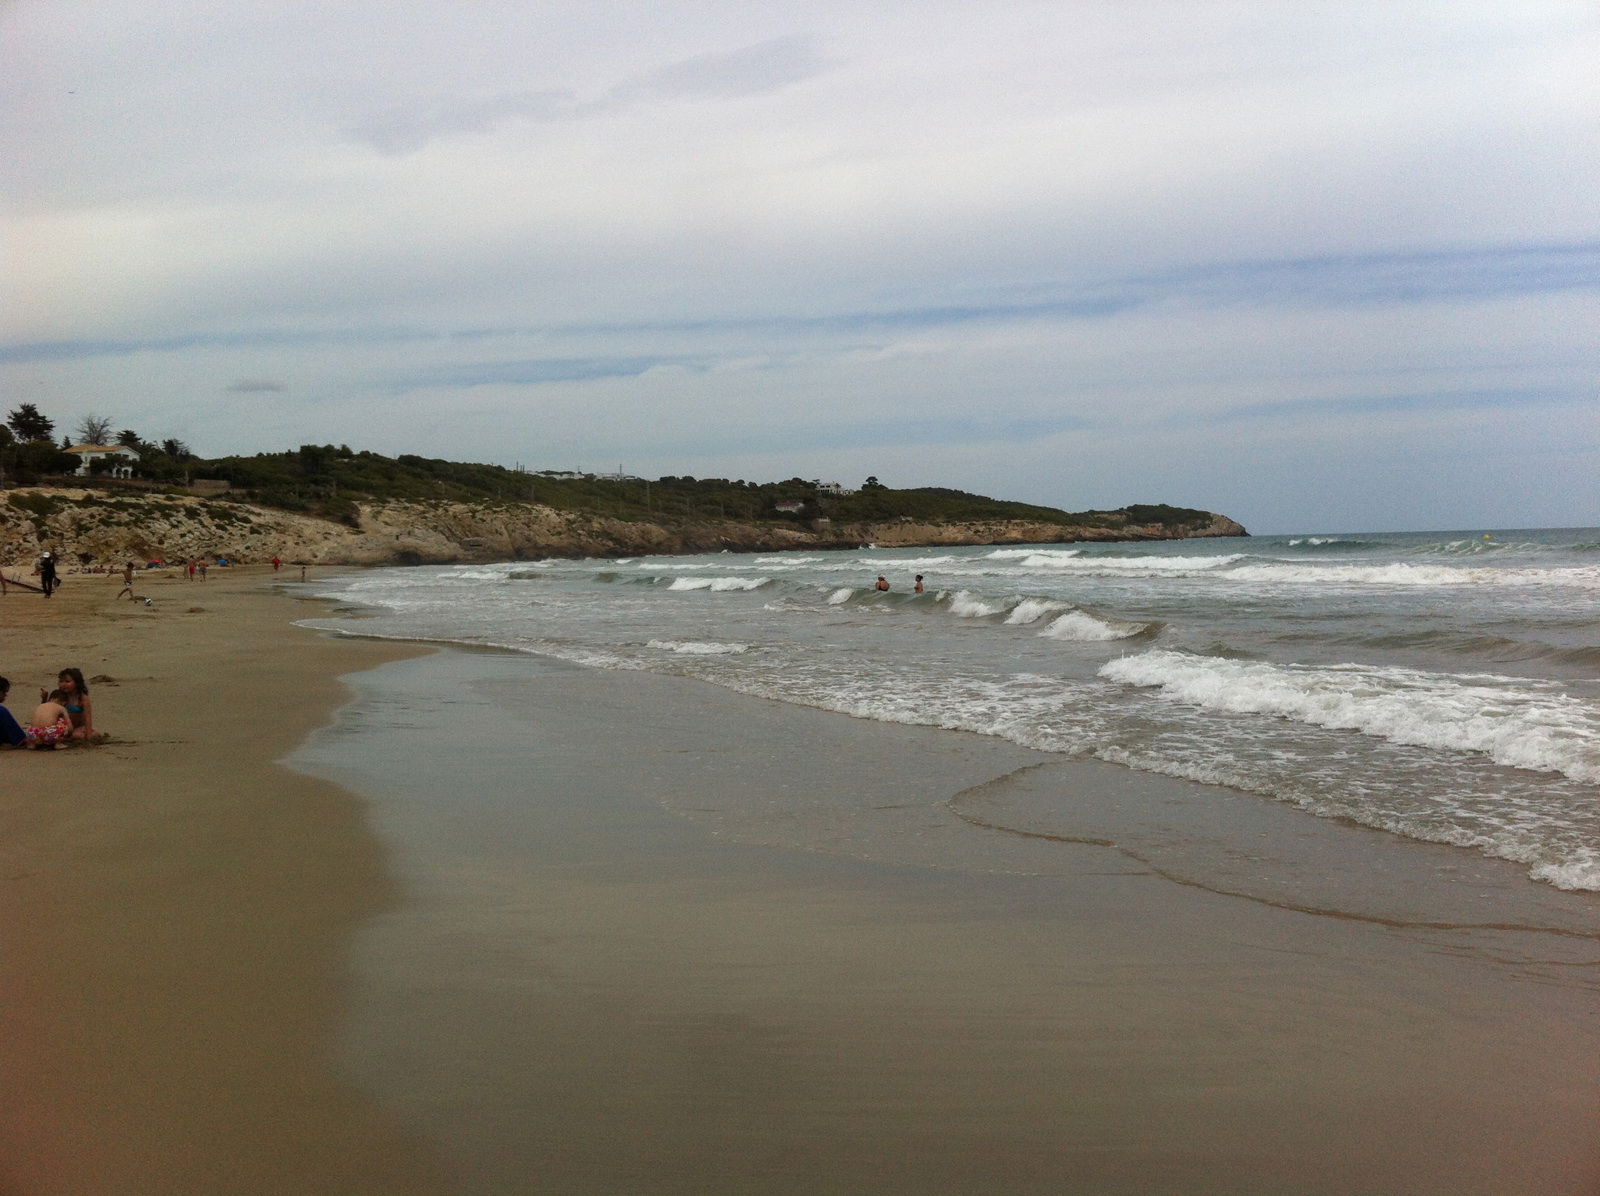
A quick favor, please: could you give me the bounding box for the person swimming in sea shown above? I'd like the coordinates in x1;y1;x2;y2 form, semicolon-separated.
875;576;890;591
914;574;925;594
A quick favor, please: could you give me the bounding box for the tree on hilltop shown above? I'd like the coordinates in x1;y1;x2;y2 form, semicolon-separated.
6;403;55;442
74;414;114;445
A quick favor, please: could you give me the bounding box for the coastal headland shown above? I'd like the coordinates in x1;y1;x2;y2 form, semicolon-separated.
0;485;1245;569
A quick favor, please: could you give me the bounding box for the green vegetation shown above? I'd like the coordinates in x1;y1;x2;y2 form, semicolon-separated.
3;408;1221;535
192;445;1216;531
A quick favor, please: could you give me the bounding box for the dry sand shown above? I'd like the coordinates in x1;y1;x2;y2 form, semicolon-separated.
0;565;446;1194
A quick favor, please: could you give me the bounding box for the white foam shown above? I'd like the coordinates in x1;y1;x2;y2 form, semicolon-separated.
948;590;1004;618
1038;610;1145;641
1004;598;1071;625
667;576;769;591
826;587;854;605
646;639;750;655
1099;650;1600;784
1007;553;1244;573
1227;562;1600;588
1530;851;1600;892
754;555;823;566
858;556;957;568
983;547;1081;561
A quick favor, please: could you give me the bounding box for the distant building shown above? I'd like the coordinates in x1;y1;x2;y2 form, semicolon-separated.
774;500;806;513
66;443;139;478
815;481;856;496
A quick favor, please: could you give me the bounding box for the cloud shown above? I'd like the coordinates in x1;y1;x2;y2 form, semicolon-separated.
226;378;287;393
348;34;828;154
608;35;828;103
6;239;1591;365
392;355;698;391
1195;386;1594;426
349;90;581;155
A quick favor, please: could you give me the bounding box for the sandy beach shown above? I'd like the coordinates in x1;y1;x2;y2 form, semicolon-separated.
0;566;445;1194
4;564;1600;1193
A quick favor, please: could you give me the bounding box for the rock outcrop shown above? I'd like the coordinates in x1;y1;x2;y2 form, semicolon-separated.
0;488;1247;569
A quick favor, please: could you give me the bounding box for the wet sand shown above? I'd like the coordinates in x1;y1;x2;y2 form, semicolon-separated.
4;566;1600;1193
299;648;1600;1195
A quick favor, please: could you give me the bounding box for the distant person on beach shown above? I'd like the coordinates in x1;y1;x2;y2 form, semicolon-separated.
875;576;890;591
116;561;136;600
187;558;197;581
272;556;281;572
0;678;27;748
199;560;208;581
37;552;57;598
25;690;72;749
44;668;96;741
914;575;925;593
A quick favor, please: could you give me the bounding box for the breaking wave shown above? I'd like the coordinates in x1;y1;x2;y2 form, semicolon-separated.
666;576;770;591
1099;650;1600;785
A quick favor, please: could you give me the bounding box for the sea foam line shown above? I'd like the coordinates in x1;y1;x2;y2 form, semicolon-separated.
1099;650;1600;784
667;576;769;591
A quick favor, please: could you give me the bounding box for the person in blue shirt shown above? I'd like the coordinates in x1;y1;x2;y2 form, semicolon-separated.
0;676;28;747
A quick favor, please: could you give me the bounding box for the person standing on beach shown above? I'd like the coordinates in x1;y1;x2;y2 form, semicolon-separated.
187;558;197;581
875;575;890;591
37;552;57;598
0;678;28;748
199;560;208;581
116;561;136;600
272;556;281;572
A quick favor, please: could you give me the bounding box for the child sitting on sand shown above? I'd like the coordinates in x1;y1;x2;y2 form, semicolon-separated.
26;690;72;749
42;668;97;740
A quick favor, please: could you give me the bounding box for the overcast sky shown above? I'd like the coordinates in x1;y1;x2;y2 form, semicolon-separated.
3;0;1595;533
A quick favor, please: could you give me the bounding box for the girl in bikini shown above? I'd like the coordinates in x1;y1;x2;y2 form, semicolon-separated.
46;668;96;740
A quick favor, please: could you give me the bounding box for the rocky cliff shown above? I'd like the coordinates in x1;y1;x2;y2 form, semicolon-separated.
0;488;1246;569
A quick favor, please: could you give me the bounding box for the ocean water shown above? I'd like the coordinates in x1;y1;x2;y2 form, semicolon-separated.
301;527;1600;896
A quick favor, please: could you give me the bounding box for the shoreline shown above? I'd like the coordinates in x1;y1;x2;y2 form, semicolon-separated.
6;564;1600;1192
0;567;449;1194
301;644;1600;1193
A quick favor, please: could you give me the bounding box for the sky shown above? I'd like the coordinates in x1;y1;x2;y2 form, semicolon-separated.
2;0;1596;534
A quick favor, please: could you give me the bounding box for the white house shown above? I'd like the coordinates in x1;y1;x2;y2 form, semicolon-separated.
66;443;139;478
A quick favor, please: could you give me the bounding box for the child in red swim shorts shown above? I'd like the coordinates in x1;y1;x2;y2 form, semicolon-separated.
26;690;72;749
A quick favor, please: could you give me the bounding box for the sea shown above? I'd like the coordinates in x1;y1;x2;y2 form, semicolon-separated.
299;526;1600;899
